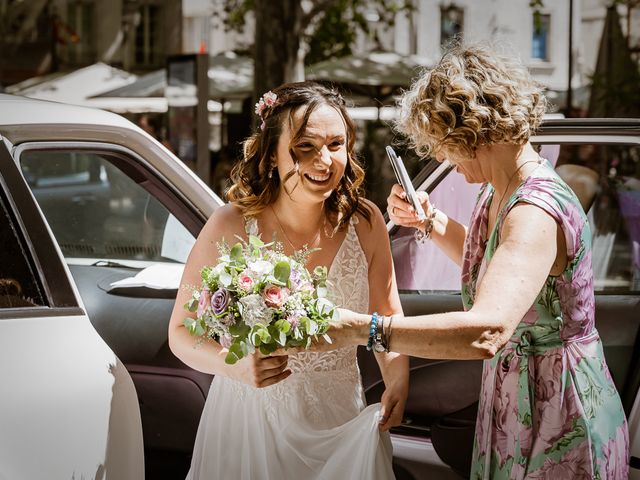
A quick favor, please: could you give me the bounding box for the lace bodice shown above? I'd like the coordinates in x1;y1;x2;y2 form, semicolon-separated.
245;216;369;373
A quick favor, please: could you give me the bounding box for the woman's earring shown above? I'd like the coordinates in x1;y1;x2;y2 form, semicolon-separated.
268;168;273;179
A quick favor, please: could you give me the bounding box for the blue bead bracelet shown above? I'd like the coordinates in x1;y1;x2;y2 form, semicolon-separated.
366;312;378;351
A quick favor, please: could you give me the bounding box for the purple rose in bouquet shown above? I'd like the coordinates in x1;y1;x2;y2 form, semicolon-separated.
211;288;231;315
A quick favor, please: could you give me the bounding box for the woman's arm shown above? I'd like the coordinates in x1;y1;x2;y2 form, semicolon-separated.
342;202;561;359
168;205;291;387
358;201;409;431
387;185;467;266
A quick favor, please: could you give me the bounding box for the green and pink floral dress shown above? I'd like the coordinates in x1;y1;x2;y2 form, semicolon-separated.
462;163;629;479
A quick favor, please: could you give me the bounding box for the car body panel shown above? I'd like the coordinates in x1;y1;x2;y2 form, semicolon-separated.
0;111;145;479
0;315;144;480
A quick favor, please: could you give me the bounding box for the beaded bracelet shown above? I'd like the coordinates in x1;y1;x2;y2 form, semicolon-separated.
373;314;387;353
414;205;438;244
366;312;378;351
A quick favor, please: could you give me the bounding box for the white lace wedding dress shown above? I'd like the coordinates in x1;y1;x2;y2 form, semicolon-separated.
185;216;395;480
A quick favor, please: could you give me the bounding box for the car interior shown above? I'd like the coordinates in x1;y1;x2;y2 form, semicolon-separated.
13;129;640;479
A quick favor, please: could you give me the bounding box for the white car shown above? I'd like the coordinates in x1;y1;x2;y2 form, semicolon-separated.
1;93;638;479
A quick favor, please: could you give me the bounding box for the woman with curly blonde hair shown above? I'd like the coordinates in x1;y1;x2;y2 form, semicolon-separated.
169;81;408;479
327;45;629;478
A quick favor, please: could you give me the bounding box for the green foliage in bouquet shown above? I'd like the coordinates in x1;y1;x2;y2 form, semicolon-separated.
184;235;336;364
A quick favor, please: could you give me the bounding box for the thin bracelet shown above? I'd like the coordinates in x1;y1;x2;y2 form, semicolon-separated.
373;314;388;353
414;205;437;244
386;315;394;351
366;312;378;351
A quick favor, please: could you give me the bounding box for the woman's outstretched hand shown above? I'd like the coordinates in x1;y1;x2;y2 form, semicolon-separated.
387;183;430;229
274;308;369;355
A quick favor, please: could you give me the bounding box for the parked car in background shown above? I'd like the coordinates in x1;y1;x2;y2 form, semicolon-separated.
1;94;638;479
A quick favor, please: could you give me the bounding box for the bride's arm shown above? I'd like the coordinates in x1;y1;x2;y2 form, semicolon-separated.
168;204;291;388
359;202;410;431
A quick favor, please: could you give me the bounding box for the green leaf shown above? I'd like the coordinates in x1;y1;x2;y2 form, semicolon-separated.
226;342;244;365
185;298;198;312
249;235;264;248
229;322;251;337
274;319;291;334
183;317;205;337
240;340;251;356
260;343;278;355
277;330;287;346
225;351;239;364
230;242;244;260
251;330;262;346
273;261;291;284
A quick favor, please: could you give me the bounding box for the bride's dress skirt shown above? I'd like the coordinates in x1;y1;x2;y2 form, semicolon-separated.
186;348;395;480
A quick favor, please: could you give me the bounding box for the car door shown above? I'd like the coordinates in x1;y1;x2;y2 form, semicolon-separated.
12;138;214;479
372;119;640;477
0;138;144;480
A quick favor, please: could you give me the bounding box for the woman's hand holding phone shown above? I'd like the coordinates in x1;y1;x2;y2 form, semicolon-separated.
387;184;432;229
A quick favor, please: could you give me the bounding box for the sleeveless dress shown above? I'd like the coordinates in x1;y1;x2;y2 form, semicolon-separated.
185;216;395;480
463;163;629;479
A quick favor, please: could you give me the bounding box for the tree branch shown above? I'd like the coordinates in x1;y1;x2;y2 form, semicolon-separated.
302;0;339;30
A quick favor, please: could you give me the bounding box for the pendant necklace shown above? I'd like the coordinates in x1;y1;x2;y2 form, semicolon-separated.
270;205;323;251
493;158;542;216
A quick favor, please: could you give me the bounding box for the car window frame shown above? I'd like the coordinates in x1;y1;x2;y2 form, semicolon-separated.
0;138;82;318
13;141;208;240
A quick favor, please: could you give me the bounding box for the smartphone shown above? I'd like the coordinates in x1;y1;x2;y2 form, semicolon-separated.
385;146;427;221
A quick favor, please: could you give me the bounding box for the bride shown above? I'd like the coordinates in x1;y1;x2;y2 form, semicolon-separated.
168;81;409;479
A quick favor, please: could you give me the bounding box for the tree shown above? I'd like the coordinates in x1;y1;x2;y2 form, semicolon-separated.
221;0;412;98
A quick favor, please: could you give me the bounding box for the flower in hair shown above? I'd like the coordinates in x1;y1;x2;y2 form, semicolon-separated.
255;91;277;130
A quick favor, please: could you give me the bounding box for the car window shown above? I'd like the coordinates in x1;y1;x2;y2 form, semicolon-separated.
391;141;640;295
0;187;47;308
20;150;196;265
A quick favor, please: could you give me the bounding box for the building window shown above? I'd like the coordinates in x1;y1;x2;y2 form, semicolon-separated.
440;5;464;47
135;4;160;66
532;14;551;61
65;1;95;65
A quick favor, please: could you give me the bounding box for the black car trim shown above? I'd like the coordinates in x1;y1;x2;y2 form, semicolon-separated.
537;118;640;136
0;306;85;319
0;141;79;308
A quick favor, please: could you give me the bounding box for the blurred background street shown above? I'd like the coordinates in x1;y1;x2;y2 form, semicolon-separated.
1;0;639;211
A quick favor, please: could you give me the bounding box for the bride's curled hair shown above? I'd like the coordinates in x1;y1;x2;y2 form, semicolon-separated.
227;81;371;230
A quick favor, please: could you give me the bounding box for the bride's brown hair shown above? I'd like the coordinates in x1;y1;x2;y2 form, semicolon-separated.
227;81;371;230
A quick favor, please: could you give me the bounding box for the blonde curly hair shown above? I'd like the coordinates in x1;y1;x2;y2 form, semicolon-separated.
396;43;547;159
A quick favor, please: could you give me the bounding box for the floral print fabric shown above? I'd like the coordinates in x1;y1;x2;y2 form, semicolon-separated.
462;164;629;479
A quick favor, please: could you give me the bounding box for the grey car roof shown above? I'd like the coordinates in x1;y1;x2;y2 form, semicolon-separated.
0;94;223;217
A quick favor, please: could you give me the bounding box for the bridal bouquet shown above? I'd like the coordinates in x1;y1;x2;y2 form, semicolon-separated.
183;235;336;364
